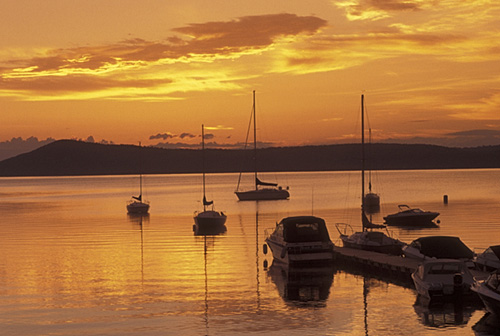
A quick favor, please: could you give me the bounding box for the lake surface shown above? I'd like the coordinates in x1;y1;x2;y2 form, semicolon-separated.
1;169;500;336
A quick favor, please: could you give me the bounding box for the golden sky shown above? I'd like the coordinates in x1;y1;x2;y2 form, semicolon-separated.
1;0;500;149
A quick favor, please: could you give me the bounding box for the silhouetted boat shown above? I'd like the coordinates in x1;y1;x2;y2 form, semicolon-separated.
402;236;475;267
193;124;227;235
412;259;474;301
126;148;150;214
337;94;404;256
474;245;500;272
472;246;500;316
265;216;334;265
235;91;289;201
384;204;439;226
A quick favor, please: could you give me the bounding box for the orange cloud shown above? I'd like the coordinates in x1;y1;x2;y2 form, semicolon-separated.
0;13;327;100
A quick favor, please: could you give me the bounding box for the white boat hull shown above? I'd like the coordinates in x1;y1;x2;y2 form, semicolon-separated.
236;188;289;201
265;238;334;265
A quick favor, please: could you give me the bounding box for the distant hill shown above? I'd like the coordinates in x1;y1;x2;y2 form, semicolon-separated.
0;139;499;177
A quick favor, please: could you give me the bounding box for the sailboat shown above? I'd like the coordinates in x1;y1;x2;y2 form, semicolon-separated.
235;91;290;201
364;127;380;210
193;124;227;235
336;94;404;255
127;144;150;214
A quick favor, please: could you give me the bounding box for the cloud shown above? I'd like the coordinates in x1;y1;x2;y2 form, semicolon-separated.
149;132;176;140
0;136;55;161
335;0;423;21
179;132;197;139
0;14;327;100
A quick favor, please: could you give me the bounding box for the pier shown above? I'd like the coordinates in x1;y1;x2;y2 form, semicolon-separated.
334;246;490;285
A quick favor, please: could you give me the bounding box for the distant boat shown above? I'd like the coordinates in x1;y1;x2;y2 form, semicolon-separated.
384;204;440;226
235;91;290;201
265;216;335;265
127;145;150;214
337;94;404;255
193;124;227;235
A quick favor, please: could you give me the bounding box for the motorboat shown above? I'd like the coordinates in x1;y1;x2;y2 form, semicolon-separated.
384;204;439;226
402;236;475;268
336;95;404;256
474;245;500;272
412;259;475;301
193;125;227;235
472;247;500;316
264;216;335;265
235;91;289;201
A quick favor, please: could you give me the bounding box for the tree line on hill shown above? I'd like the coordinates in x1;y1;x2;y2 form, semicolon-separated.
0;139;499;177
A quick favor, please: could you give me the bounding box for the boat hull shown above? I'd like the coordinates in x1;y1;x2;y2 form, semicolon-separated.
266;238;335;266
235;188;289;201
127;201;150;214
193;211;227;235
384;213;439;226
339;231;403;256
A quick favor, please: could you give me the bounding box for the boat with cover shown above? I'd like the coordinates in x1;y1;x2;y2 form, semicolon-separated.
337;94;404;256
384;204;439;226
235;91;289;201
402;236;475;268
193;125;227;235
265;216;335;265
127;147;150;214
412;259;475;301
474;245;500;272
472;246;500;316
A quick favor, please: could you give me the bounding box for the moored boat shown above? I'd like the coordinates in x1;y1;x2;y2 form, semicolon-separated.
265;216;335;266
384;204;439;226
474;245;500;272
472;246;500;316
412;259;475;301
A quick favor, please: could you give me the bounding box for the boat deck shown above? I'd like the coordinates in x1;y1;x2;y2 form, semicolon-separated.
334;246;490;285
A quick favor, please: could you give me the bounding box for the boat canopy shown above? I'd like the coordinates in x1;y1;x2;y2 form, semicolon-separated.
490;245;500;261
362;212;386;229
203;196;213;206
410;236;474;259
280;216;331;243
256;177;278;187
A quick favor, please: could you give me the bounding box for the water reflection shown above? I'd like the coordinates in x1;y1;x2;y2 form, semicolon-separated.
413;295;476;328
267;262;334;307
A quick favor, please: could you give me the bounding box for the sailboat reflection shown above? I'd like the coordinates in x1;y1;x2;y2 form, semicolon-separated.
412;295;475;328
267;261;334;307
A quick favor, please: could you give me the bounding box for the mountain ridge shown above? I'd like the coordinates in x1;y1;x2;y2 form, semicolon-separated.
0;139;499;177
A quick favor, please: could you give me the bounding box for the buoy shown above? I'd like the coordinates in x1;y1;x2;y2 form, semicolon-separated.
263;244;268;254
443;195;448;204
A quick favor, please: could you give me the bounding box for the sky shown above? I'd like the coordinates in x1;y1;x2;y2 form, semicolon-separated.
1;0;500;159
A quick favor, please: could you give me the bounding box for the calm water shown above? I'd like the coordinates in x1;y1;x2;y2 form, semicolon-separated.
1;169;500;336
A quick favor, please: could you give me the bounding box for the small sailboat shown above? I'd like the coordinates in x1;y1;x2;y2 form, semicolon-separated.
127;143;150;214
235;91;290;201
193;124;227;235
337;94;404;255
127;173;150;214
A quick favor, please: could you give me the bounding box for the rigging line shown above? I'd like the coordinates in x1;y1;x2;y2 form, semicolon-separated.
235;100;255;191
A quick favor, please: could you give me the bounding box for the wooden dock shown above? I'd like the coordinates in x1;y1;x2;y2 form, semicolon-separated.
334;246;490;285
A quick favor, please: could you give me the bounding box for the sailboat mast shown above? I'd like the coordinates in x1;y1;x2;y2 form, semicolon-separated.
253;90;258;190
361;94;366;221
202;124;207;211
139;141;143;201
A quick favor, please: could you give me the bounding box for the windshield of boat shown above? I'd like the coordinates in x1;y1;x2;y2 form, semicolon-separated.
283;221;331;243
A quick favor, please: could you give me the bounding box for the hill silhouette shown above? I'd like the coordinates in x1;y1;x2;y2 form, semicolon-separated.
0;139;499;177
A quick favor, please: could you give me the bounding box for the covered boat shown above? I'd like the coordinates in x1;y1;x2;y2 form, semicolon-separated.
474;245;500;272
472;246;500;316
402;236;474;267
384;204;439;226
412;259;474;301
265;216;335;266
